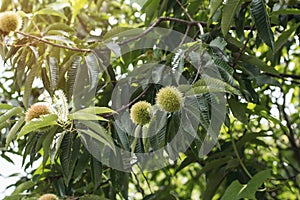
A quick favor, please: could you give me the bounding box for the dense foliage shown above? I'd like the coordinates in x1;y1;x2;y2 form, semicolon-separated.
0;0;300;199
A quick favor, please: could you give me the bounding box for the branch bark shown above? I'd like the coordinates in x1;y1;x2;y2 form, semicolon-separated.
16;31;92;53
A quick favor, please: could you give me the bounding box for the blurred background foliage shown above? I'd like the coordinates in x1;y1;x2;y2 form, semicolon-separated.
0;0;300;199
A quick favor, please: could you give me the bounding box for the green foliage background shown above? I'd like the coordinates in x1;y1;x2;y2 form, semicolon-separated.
0;0;300;199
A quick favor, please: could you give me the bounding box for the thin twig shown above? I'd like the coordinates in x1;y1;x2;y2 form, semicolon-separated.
138;164;153;194
175;0;193;22
264;72;300;81
118;17;201;46
31;19;43;37
16;31;92;53
118;19;164;46
175;0;204;35
118;16;256;46
179;24;191;46
280;87;300;164
230;130;253;179
132;170;145;197
232;26;254;68
0;40;38;48
104;86;151;118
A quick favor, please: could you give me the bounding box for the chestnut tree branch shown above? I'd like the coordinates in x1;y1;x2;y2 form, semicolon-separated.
16;31;92;53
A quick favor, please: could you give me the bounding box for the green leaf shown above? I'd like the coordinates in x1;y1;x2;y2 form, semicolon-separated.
210;0;223;17
197;157;231;175
42;126;59;165
35;8;68;20
69;112;108;121
254;74;280;87
239;169;272;199
78;121;115;152
0;122;9;130
43;35;74;46
204;168;226;200
73;148;90;183
60;132;72;186
0;107;22;124
103;27;133;41
50;131;66;162
11;181;35;195
70;0;88;23
111;169;129;199
41;67;52;95
91;156;102;192
80;128;115;151
0;104;13;110
4;40;25;63
14;49;27;91
250;0;274;50
240;54;279;75
187;86;237;95
210;37;227;51
269;23;300;56
221;181;244;200
271;8;300;16
212;57;236;86
47;2;70;10
228;98;248;123
254;107;289;133
222;0;241;36
185;77;240;96
221;169;272;200
1;152;14;164
225;36;252;53
6;116;25;148
17;114;58;139
23;63;39;108
45;23;75;33
49;57;59;91
141;0;160;25
66;56;81;99
74;107;116;115
61;134;80;186
85;53;101;90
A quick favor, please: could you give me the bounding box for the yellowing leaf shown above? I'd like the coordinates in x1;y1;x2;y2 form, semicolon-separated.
70;0;88;23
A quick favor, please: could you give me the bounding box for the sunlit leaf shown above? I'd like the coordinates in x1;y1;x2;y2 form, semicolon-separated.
222;0;241;36
69;112;108;121
0;107;22;124
11;181;35;195
17;114;58;139
6;116;25;148
74;106;116;115
210;0;223;17
269;22;300;56
271;8;300;16
0;104;14;110
70;0;88;23
221;170;271;200
35;8;68;20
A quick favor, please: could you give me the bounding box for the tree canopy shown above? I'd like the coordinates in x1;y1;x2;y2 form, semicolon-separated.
0;0;300;199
